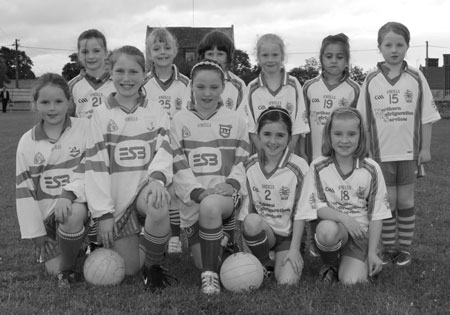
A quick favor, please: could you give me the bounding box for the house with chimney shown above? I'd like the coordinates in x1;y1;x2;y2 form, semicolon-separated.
420;54;450;101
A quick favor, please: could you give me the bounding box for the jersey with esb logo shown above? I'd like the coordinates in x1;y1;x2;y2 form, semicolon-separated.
238;150;315;237
69;73;116;119
171;105;249;227
15;117;90;239
85;94;172;219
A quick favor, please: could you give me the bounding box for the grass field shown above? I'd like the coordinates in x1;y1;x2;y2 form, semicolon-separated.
0;111;449;315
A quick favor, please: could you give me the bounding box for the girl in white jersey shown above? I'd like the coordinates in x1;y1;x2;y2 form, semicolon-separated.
16;73;90;288
299;107;391;284
357;22;441;266
245;33;309;154
171;60;249;294
144;28;190;255
238;107;314;285
303;33;360;163
69;29;115;118
84;46;176;292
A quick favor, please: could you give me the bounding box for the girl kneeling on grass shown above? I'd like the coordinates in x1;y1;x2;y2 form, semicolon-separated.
299;107;391;284
171;60;249;295
16;73;90;288
238;107;315;285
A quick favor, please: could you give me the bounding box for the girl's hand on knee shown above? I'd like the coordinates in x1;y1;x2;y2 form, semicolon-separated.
54;198;72;223
99;217;117;248
282;248;303;275
368;252;382;277
146;181;170;208
212;183;234;196
342;216;366;240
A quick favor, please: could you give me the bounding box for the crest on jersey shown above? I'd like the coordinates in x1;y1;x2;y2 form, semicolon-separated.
404;90;413;103
225;98;234;110
219;124;232;138
144;116;156;131
357;186;366;200
279;186;290;200
34;152;45;165
175;98;182;110
107;119;118;132
182;126;191;138
339;98;349;107
286;102;294;115
69;146;80;158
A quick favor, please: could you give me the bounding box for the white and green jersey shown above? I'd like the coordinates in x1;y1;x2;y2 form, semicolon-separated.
303;73;360;161
171;103;249;227
299;156;391;231
16;117;89;238
357;62;441;162
238;149;314;237
69;70;116;119
84;94;172;220
143;65;189;119
245;70;310;135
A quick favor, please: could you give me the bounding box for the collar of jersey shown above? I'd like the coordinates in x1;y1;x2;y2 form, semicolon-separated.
377;61;408;74
188;100;224;119
33;114;72;141
106;93;147;113
81;69;111;84
257;68;288;88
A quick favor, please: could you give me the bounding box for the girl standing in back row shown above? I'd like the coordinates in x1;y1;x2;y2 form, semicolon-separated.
357;22;441;266
69;29;115;118
245;34;310;154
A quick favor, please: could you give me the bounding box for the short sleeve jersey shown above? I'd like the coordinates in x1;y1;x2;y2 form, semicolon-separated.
69;70;116;119
299;156;391;231
357;62;441;162
246;70;309;135
143;65;189;119
16;117;90;238
303;73;360;161
238;150;315;237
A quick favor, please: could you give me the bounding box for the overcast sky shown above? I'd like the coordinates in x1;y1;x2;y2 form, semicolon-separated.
1;0;450;76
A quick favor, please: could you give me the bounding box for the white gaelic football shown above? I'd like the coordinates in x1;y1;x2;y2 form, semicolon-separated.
83;248;125;286
220;252;264;292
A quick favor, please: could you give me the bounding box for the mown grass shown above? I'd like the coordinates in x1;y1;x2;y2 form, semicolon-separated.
0;111;449;315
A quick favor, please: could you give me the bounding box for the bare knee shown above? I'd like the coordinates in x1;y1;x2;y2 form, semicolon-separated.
316;220;341;246
243;213;264;236
59;203;87;232
144;204;169;224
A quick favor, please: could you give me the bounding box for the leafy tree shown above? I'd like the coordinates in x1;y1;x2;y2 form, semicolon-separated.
62;52;82;81
289;57;320;85
231;49;259;84
349;65;367;84
0;46;35;80
0;56;10;88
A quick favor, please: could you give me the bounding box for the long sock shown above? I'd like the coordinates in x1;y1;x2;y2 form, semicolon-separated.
315;234;341;267
199;226;223;272
397;207;415;251
382;210;397;249
142;229;170;267
243;230;271;266
222;214;236;244
169;208;181;237
57;227;85;272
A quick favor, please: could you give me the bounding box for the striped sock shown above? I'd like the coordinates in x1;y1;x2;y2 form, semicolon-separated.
142;229;170;267
315;234;341;267
397;207;415;251
169;208;181;237
222;214;236;244
57;227;85;272
243;230;271;266
382;210;397;249
199;226;223;272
